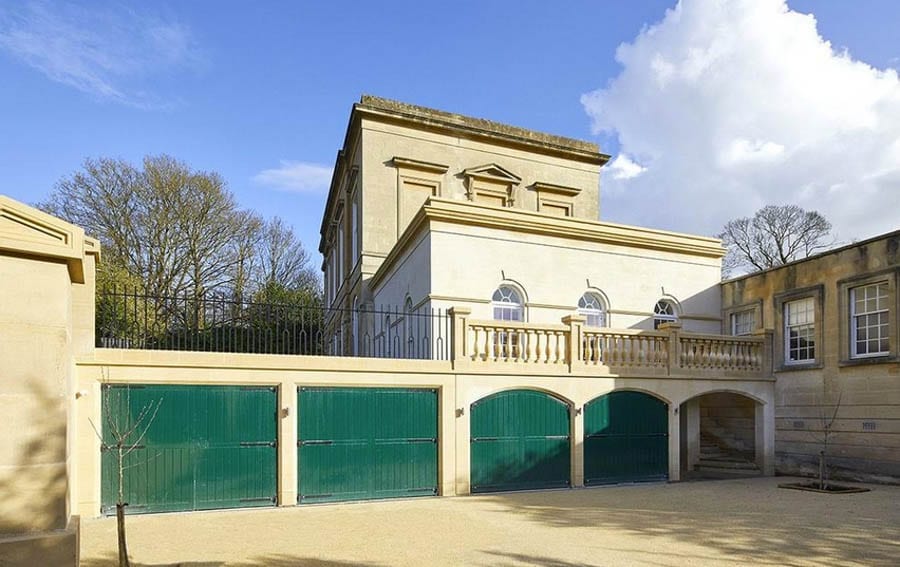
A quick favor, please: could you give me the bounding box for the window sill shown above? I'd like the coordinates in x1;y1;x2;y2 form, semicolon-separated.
839;355;898;368
777;361;823;372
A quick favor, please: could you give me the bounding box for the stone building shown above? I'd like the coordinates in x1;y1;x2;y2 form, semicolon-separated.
0;97;783;565
721;231;900;482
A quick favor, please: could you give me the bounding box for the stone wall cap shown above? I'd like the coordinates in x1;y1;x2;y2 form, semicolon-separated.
0;194;100;282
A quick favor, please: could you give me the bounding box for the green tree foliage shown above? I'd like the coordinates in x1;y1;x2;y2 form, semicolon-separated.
41;155;322;349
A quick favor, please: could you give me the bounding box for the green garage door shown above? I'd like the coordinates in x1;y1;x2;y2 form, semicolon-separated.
298;387;438;503
101;385;277;515
584;391;668;485
470;390;571;493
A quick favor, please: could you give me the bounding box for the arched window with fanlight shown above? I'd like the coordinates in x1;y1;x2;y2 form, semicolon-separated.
492;285;524;358
578;292;607;328
653;299;678;329
492;286;524;322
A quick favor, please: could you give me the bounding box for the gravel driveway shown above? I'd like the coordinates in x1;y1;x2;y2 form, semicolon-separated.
79;476;900;566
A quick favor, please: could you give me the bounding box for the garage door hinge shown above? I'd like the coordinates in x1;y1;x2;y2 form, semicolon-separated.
300;493;333;501
299;440;333;446
239;497;276;503
101;444;145;452
239;441;277;448
407;487;438;494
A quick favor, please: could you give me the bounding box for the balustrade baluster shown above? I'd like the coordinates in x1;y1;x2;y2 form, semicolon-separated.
540;331;548;363
513;328;521;362
556;331;564;364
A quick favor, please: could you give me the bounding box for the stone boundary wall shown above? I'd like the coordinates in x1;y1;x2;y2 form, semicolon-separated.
74;348;776;517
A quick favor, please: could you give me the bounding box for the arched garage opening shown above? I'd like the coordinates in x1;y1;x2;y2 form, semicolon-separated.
584;391;669;485
680;391;761;478
470;389;571;493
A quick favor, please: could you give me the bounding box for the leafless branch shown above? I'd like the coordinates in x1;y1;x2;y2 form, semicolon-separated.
719;204;833;278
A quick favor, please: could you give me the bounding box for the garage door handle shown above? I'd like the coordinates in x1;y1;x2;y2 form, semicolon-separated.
299;440;334;446
240;441;277;447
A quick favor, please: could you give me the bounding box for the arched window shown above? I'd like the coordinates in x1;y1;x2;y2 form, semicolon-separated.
653;299;678;329
492;286;524;322
578;292;607;327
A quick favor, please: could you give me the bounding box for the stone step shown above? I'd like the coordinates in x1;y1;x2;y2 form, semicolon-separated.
693;465;763;477
697;458;759;470
700;449;731;459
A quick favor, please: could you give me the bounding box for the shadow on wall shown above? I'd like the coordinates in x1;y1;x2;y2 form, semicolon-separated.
0;379;71;565
480;483;900;566
79;552;389;567
0;380;68;531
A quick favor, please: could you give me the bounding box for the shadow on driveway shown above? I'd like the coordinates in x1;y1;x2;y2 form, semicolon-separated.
479;479;900;566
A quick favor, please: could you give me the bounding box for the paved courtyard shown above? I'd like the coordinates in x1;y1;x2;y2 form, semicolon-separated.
80;477;900;566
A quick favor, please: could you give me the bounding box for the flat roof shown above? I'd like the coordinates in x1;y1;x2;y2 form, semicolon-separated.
355;95;608;163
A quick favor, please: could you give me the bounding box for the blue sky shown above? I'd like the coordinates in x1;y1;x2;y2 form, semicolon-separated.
2;1;899;260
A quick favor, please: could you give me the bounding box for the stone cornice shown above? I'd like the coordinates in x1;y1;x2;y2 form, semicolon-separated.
371;198;724;291
391;157;450;174
355;95;610;166
529;181;582;197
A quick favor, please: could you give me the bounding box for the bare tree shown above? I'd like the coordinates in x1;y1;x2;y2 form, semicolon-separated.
40;155;263;298
719;204;833;277
254;216;319;291
90;377;162;567
813;385;843;490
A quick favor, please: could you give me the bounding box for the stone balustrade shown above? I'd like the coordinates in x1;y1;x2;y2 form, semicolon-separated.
582;328;669;369
467;320;569;365
448;307;773;379
678;334;765;373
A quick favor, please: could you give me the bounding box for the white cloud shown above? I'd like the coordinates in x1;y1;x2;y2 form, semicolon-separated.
0;2;200;108
583;0;900;242
720;138;785;167
253;161;334;194
608;154;647;180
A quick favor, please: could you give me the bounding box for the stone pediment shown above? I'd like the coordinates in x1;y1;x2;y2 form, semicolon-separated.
461;163;522;184
0;195;99;282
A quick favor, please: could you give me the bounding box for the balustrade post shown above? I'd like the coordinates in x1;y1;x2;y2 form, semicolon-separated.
659;321;682;376
753;328;775;377
561;314;585;373
448;307;472;368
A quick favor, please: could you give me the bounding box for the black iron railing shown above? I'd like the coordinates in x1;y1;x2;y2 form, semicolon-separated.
96;286;450;360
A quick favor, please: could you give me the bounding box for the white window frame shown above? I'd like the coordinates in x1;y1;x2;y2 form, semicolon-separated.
784;297;816;365
350;197;359;265
653;299;677;330
731;309;755;336
335;213;344;289
578;292;607;328
850;282;890;358
492;286;524;322
492;285;524;359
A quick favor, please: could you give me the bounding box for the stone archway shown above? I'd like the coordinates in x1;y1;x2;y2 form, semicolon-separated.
680;391;765;479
